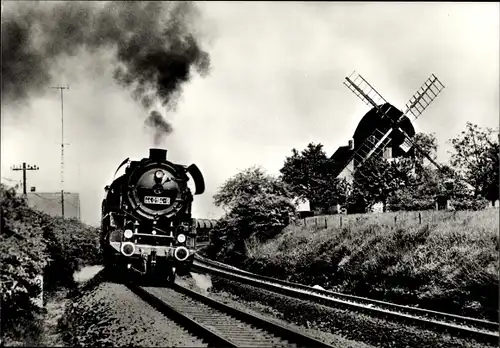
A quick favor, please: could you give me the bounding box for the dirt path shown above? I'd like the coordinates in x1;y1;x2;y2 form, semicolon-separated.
73;265;105;283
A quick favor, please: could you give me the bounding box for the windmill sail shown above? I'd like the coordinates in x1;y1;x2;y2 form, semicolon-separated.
403;74;445;121
341;71;446;181
395;74;446;168
352;127;393;168
344;71;387;109
399;137;413;153
343;72;394;169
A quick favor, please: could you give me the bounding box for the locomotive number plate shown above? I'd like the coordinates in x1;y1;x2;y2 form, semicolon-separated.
144;196;171;205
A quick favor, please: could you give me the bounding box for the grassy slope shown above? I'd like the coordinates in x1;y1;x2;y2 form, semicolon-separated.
243;209;499;322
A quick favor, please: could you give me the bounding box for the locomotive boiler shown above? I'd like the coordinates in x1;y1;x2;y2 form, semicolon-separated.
100;148;206;283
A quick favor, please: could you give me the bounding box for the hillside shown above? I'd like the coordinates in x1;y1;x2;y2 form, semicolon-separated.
241;209;499;322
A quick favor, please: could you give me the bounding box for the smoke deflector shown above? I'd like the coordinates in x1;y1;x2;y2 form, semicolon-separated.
187;164;205;195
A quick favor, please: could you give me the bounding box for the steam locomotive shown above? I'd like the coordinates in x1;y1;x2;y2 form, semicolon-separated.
100;148;207;284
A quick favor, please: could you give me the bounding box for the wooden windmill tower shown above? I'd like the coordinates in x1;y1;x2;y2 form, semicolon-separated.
340;71;445;181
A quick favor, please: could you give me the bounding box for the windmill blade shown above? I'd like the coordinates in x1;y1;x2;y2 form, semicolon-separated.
339;72;446;189
403;74;445;121
353;127;393;169
344;71;388;109
342;72;395;170
343;103;399;171
362;74;445;172
335;132;392;187
395;127;442;171
338;125;394;178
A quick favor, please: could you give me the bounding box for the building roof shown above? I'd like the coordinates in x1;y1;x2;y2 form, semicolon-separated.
331;145;353;178
26;192;81;220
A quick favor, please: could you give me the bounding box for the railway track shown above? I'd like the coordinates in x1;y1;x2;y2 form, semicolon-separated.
192;254;500;345
126;281;336;348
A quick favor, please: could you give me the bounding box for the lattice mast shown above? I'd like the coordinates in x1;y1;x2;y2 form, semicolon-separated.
51;85;70;218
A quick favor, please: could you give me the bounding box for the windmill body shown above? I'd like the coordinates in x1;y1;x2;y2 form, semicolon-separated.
331;102;417;181
328;71;445;213
333;72;444;179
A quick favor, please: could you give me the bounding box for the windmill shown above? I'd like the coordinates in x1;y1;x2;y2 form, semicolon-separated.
340;71;445;182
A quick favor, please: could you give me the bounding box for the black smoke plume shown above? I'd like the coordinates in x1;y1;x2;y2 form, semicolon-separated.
1;1;210;140
145;110;173;145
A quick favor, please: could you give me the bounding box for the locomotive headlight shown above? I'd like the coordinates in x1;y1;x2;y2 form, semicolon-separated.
177;234;186;243
155;170;164;179
124;229;133;239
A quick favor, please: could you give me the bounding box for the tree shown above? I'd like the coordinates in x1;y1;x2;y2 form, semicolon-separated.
213;166;292;212
401;132;476;202
280;143;348;214
349;155;411;212
449;122;499;203
410;132;439;177
412;132;438;162
348;132;442;212
209;167;296;264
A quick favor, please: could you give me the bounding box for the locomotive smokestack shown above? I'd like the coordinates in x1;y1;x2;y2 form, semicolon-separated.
150;148;167;161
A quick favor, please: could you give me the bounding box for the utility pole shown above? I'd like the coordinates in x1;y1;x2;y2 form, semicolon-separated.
51;85;70;218
11;163;39;195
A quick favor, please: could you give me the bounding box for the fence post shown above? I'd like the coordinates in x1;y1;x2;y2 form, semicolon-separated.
394;216;397;225
325;217;327;229
340;216;342;228
418;212;422;224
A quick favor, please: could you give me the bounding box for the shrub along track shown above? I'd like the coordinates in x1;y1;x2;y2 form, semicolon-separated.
126;280;336;348
192;254;499;346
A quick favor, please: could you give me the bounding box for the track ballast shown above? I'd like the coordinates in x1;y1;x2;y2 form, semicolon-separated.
126;281;336;348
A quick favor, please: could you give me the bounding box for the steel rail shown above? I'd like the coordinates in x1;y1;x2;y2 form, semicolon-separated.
192;255;499;345
127;281;337;348
126;281;236;347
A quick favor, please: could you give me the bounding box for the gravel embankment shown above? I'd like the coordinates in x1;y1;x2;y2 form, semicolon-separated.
193;273;495;348
58;273;207;347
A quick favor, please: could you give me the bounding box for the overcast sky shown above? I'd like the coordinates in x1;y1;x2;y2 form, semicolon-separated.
2;1;498;225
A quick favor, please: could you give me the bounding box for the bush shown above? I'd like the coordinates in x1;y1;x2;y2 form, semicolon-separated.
387;192;490;212
43;217;102;292
0;184;101;344
450;197;489;211
207;167;295;265
387;195;436;212
1;185;49;344
208;195;295;265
